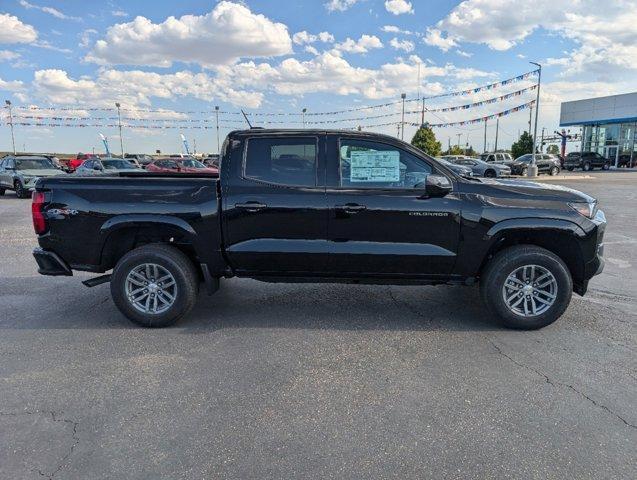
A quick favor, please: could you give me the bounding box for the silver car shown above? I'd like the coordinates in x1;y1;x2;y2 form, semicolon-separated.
448;157;511;178
0;155;66;198
75;157;144;175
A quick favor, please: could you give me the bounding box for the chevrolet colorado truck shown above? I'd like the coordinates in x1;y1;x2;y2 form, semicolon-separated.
32;129;606;329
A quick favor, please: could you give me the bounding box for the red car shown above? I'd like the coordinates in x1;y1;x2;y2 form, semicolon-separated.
145;158;218;174
68;153;100;172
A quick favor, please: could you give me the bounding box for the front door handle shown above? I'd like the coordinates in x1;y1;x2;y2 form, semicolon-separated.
235;201;267;212
335;203;367;213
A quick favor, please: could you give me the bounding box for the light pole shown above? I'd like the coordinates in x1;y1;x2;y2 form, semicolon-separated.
215;106;220;155
302;108;307;128
115;102;124;158
456;133;462;150
494;117;499;152
528;62;541;177
483;119;488;153
400;93;406;141
5;100;16;154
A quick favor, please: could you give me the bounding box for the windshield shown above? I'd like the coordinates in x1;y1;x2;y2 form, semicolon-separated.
179;159;206;168
102;160;137;170
15;158;55;170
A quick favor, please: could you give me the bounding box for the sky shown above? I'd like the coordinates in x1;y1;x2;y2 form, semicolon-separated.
1;0;636;155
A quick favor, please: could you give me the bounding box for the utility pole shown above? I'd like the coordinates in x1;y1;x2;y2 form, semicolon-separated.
494;117;499;152
396;123;400;139
115;102;124;158
400;93;406;140
5;100;16;154
215;106;220;155
540;127;546;153
528;105;533;133
456;133;462;150
302;108;307;128
465;133;469;156
528;61;541;177
448;137;451;154
483;119;488;153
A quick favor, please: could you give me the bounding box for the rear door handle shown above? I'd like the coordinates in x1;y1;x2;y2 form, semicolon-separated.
235;201;267;212
335;203;367;213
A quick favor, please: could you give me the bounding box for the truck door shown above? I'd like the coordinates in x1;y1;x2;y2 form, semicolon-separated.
223;134;329;275
325;135;462;277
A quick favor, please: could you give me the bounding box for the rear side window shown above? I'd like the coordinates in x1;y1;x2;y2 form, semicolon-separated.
244;137;317;187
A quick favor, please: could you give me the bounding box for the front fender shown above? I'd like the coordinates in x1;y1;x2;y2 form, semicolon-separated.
484;217;586;241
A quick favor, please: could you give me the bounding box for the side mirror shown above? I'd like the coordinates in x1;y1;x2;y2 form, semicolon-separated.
93;164;102;171
423;174;452;197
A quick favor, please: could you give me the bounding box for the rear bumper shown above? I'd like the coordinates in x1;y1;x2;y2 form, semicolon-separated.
33;248;72;276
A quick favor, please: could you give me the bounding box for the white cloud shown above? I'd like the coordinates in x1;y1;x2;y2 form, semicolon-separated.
111;10;128;18
424;0;637;76
325;0;361;12
305;45;319;56
0;50;20;61
31;68;264;108
423;28;457;52
384;0;414;15
19;0;81;22
381;25;416;35
456;50;472;58
334;35;383;54
0;13;38;44
86;1;293;67
0;77;25;92
389;37;414;52
292;31;334;45
79;29;98;48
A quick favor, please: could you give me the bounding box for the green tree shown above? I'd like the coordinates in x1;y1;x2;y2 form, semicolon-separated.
443;145;464;156
411;125;441;157
511;131;534;159
547;144;559;155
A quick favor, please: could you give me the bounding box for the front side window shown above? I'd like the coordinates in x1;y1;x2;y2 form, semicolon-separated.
338;139;432;189
245;137;317;187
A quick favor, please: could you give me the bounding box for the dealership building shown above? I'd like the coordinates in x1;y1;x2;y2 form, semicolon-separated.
560;92;637;167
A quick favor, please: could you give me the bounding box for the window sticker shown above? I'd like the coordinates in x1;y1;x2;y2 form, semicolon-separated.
349;150;400;182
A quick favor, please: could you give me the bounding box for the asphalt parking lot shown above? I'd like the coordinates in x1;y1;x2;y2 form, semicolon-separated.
1;171;635;479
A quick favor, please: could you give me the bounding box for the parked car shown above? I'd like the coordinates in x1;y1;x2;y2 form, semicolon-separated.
436;158;473;177
74;158;144;175
564;152;610;171
510;154;561;176
0;155;66;198
448;157;511;178
125;154;154;167
32;129;605;331
481;152;514;167
202;155;220;168
146;158;218;174
68;153;100;172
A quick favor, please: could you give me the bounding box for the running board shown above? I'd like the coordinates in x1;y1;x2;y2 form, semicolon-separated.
82;274;112;288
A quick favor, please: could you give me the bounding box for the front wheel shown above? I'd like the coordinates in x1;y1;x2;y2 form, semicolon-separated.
480;245;573;329
521;167;528;176
484;169;496;178
14;180;29;199
582;162;591;171
549;166;560;176
111;244;199;327
602;163;610;170
0;188;5;196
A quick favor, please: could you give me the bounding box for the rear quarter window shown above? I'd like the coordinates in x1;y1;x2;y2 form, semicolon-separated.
244;137;318;187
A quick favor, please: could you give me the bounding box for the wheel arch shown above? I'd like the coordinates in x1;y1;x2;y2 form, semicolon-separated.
479;220;587;293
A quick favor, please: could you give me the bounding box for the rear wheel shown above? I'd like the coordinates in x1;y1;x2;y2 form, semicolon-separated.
582;162;591;171
602;163;610;170
111;244;199;327
484;169;496;178
14;180;28;199
521;167;528;176
549;166;559;176
0;188;5;196
480;245;572;329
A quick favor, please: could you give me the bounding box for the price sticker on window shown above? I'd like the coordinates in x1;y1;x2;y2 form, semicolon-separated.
349;150;400;182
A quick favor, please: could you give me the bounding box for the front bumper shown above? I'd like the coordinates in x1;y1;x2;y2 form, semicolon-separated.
33;248;72;276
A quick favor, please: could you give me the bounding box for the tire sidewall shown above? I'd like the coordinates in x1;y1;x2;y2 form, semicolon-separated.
550;166;559;176
14;181;27;198
111;248;195;327
483;248;572;329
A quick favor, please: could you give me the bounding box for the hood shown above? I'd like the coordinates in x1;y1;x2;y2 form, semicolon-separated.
18;169;64;177
468;178;595;203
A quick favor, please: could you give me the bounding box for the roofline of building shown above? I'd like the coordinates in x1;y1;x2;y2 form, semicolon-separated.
560;116;637;127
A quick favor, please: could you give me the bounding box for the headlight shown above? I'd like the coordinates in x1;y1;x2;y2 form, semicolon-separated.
568;201;598;219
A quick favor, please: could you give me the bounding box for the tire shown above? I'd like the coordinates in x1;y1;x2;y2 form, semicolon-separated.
582;162;591;171
0;188;5;196
549;166;559;176
110;244;199;327
521;167;528;176
602;163;610;170
480;245;573;330
14;180;28;199
567;167;574;171
484;169;496;178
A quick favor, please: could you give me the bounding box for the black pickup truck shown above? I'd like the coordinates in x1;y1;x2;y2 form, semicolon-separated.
32;129;606;329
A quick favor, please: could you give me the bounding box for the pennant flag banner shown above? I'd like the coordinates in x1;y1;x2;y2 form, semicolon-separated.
409;100;536;129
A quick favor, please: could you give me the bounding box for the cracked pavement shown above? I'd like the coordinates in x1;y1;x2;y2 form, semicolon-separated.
0;171;635;479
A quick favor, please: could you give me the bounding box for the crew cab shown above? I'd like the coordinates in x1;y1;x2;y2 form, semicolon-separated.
564;152;610;171
32;129;606;330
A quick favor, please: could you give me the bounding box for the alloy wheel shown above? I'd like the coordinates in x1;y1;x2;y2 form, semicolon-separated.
502;264;558;317
125;263;177;315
